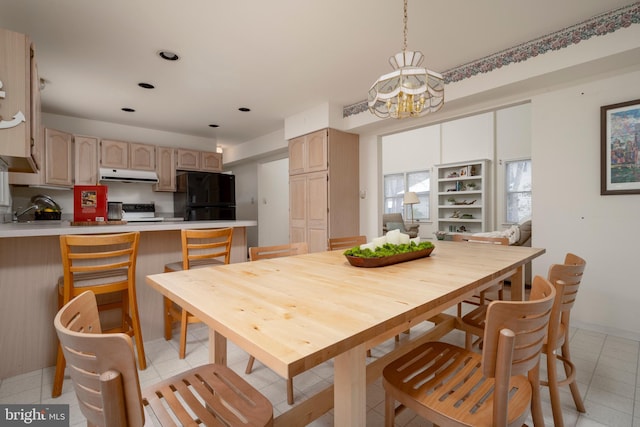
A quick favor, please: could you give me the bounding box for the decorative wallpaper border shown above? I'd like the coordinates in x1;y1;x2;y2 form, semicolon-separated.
344;2;640;118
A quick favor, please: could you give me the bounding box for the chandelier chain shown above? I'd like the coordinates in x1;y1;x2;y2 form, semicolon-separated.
402;0;408;52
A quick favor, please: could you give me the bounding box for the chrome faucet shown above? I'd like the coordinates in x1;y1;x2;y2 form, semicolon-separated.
14;205;38;221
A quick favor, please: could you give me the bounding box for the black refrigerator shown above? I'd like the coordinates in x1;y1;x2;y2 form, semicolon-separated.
174;171;236;220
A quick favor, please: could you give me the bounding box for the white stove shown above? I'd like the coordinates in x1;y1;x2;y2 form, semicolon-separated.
122;203;164;222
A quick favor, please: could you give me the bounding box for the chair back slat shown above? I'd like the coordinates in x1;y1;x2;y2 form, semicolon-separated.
482;275;555;378
328;235;367;251
181;228;233;269
452;234;509;245
249;242;308;260
54;291;144;427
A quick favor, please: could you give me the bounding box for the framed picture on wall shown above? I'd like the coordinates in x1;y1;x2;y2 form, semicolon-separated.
601;98;640;195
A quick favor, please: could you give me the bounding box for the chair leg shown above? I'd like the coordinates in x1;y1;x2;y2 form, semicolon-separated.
52;344;66;397
546;350;565;427
179;309;189;359
528;364;545;427
561;341;586;413
384;393;395;427
128;288;146;370
245;356;255;374
287;378;294;405
163;297;173;341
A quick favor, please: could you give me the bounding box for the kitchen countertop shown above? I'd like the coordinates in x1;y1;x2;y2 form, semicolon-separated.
0;219;257;238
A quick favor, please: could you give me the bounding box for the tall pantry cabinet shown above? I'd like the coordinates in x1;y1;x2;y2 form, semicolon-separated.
289;128;359;253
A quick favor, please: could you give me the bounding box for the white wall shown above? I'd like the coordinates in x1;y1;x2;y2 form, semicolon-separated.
531;69;640;339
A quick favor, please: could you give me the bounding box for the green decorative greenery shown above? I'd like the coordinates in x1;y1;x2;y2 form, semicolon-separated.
344;241;434;258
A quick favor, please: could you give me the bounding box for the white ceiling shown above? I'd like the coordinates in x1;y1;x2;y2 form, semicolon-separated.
0;0;637;147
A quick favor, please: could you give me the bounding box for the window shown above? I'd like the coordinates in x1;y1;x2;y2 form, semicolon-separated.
384;170;430;221
505;159;532;223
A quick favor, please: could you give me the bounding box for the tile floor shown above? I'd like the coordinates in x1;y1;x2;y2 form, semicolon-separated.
1;318;639;426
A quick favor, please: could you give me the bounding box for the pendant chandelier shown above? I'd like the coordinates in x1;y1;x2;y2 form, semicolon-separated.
368;0;444;119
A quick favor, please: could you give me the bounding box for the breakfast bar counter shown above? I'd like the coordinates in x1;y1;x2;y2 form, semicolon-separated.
0;220;256;380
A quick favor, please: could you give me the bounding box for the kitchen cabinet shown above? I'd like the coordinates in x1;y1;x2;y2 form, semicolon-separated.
74;135;99;185
0;28;40;172
289;130;327;175
9;127;73;188
289;128;359;252
201;151;222;171
177;149;200;170
154;146;176;191
44;128;73;186
100;139;128;169
100;139;155;170
436;159;490;234
177;148;222;172
130;142;155;171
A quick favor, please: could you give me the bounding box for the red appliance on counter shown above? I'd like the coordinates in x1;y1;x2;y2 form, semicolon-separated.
73;185;108;222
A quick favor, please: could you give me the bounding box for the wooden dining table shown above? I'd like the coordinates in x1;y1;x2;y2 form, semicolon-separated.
146;240;544;426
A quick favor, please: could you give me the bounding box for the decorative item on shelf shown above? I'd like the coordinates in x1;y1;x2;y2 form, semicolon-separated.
459;226;467;232
367;0;444;119
461;213;473;219
434;231;447;240
454;199;477;205
450;210;461;218
403;191;419;222
447;197;456;205
447;172;459;178
466;182;477;190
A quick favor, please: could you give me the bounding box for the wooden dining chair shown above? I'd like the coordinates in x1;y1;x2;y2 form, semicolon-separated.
53;231;145;398
383;275;556;427
248;241;308;260
452;234;508;330
541;253;587;427
327;235;367;251
55;290;273;427
163;227;233;359
245;241;308;405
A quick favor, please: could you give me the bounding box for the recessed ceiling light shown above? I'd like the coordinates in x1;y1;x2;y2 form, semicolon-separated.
208;124;219;128
138;82;155;89
158;50;179;61
121;107;135;112
238;107;251;112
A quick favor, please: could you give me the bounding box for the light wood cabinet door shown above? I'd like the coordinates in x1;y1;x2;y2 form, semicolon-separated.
305;130;328;172
100;139;128;169
176;149;200;170
201;151;222;171
288;130;328;175
74;136;99;185
154;146;176;192
0;28;38;172
129;142;155;171
288;136;306;175
44;128;73;186
289;174;307;244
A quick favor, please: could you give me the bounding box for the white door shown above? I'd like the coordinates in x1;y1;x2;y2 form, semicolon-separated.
257;157;289;246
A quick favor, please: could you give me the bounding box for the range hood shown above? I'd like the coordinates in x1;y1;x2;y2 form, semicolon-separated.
99;167;159;183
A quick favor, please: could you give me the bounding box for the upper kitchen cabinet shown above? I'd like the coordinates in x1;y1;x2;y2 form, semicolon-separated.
177;148;222;172
100;139;155;171
154;146;176;192
100;139;128;169
201;151;222;172
74;135;99;185
9;127;73;187
0;28;41;172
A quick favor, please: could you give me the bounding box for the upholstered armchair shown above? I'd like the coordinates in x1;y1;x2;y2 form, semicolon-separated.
382;213;420;238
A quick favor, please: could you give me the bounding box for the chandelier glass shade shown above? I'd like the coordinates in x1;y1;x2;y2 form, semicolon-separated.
368;0;444;119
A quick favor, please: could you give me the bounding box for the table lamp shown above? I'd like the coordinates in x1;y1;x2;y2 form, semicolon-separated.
403;191;419;223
